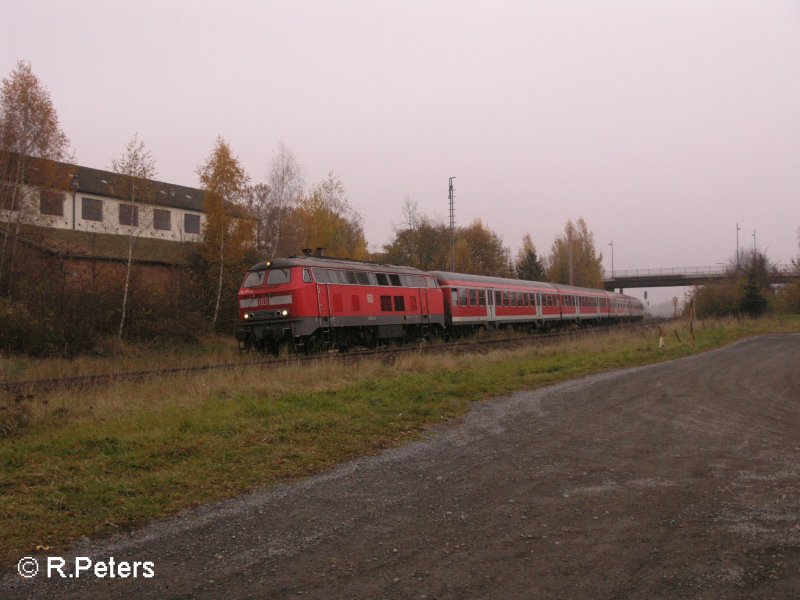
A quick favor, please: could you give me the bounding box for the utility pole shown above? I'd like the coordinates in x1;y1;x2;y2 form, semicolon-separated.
736;223;740;269
448;177;455;272
608;239;614;278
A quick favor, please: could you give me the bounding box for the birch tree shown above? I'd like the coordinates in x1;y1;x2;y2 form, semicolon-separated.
0;60;71;294
197;136;252;330
110;134;156;338
264;140;303;257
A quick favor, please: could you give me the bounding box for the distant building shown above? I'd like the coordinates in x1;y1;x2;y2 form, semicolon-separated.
0;152;251;285
1;153;206;244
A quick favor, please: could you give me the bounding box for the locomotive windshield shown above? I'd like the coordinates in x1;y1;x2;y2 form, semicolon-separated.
243;269;266;288
243;267;292;288
267;268;291;285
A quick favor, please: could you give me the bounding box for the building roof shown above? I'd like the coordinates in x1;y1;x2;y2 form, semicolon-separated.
1;150;252;218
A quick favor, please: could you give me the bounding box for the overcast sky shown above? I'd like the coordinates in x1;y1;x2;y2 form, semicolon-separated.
3;0;799;305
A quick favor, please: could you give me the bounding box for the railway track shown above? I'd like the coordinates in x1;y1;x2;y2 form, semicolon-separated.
0;321;659;397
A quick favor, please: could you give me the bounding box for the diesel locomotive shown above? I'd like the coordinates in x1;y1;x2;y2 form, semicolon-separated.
235;255;643;354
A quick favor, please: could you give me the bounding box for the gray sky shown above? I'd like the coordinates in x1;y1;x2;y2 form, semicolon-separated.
3;0;799;305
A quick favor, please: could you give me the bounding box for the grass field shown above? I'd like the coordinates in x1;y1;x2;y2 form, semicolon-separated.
1;316;799;567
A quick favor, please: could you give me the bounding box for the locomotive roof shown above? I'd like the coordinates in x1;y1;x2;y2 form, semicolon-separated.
248;256;430;276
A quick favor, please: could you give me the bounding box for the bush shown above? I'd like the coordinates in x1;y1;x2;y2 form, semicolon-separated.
777;280;800;314
693;279;743;318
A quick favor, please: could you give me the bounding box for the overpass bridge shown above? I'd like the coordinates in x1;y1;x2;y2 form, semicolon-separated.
603;264;798;291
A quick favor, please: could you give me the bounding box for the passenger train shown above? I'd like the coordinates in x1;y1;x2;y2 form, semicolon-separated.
236;255;644;354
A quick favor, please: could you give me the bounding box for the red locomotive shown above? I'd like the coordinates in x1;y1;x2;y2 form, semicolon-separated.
236;256;643;354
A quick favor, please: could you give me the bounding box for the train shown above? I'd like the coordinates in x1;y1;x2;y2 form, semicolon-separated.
235;255;644;354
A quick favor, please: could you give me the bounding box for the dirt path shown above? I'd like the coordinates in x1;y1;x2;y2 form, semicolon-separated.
5;334;800;599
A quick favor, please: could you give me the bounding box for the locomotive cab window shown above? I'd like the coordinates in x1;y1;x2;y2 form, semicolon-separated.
267;268;291;285
376;273;389;286
243;270;266;288
303;269;313;283
389;274;402;286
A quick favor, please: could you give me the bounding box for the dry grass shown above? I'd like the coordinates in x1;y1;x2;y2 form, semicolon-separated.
1;316;798;566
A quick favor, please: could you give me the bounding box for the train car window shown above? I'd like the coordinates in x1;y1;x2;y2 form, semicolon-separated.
376;273;389;286
503;291;510;306
380;295;392;311
511;292;517;307
267;269;291;285
352;295;361;311
495;291;502;305
346;271;358;285
478;290;486;306
394;296;405;311
459;288;468;306
356;271;370;285
523;293;529;307
469;289;477;306
389;274;402;286
303;269;313;283
243;269;266;288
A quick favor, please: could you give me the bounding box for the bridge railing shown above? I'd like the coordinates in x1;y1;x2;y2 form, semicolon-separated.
606;264;796;279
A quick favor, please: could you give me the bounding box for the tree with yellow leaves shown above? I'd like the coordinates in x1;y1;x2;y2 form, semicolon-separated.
197;137;254;331
546;217;603;288
291;171;368;259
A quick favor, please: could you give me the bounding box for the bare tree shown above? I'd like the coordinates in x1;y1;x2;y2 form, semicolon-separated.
264;140;303;257
243;182;270;252
110;134;157;338
0;60;71;294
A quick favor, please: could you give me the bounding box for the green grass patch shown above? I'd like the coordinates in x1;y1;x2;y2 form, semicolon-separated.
0;316;798;565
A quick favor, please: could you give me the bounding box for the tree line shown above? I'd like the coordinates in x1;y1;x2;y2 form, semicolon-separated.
691;245;800;318
9;59;797;355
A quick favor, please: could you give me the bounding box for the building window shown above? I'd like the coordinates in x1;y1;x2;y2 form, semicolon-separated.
184;213;200;234
153;208;171;231
82;197;103;222
39;190;64;216
119;203;139;227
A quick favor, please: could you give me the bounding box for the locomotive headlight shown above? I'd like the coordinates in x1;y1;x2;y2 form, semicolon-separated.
281;309;289;317
243;313;251;320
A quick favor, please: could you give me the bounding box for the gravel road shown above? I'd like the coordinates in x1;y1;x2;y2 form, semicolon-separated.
5;334;800;599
